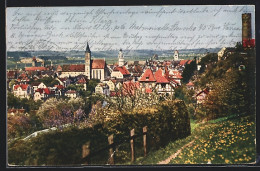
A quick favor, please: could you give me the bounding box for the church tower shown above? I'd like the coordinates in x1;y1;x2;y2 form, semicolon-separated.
85;42;91;79
174;50;179;61
118;49;124;66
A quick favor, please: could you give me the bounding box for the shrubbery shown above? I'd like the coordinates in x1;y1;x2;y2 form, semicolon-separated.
8;100;191;165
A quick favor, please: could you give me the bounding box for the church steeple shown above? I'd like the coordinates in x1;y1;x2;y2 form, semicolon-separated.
86;42;91;53
85;42;91;79
118;49;124;66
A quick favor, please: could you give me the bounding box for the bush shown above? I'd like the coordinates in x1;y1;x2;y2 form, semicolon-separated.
8;100;191;165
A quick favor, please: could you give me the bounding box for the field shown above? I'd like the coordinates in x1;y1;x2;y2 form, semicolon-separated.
134;114;256;165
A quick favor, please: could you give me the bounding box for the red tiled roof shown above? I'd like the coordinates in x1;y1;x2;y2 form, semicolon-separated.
170;71;183;79
186;81;194;86
54;85;64;89
114;66;130;75
14;84;29;91
179;60;188;66
25;67;46;71
154;69;169;83
92;59;105;69
35;88;51;95
77;78;86;84
139;69;156;82
62;64;85;72
8;108;25;113
56;65;62;71
179;60;193;66
187;60;193;64
31;82;41;86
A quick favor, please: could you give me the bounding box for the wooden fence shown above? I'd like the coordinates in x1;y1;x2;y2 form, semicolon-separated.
82;126;148;165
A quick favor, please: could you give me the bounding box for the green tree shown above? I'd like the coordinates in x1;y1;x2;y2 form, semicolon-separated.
87;79;100;93
182;59;197;83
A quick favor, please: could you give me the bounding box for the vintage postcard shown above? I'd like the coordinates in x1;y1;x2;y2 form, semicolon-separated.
6;4;256;166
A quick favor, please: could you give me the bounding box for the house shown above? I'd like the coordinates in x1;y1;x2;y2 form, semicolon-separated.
111;66;131;79
186;81;195;90
7;108;26;116
168;70;183;85
139;68;156;89
13;84;32;99
34;88;54;101
196;88;210;105
53;85;65;97
7;70;18;80
75;75;88;90
154;68;175;95
56;77;72;87
65;90;78;99
128;65;143;81
104;79;116;92
95;83;110;96
31;82;48;94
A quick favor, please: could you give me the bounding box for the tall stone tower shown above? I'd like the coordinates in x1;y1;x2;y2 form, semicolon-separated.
242;13;252;42
118;49;124;66
85;42;91;79
174;50;179;61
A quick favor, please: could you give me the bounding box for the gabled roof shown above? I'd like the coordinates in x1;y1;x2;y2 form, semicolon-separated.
179;60;192;66
14;84;29;91
186;81;194;86
31;82;41;87
25;67;46;71
8;108;25;114
54;85;64;89
169;70;183;79
56;65;62;71
139;69;156;82
35;88;51;95
62;64;85;72
114;66;130;75
154;69;169;83
92;59;105;69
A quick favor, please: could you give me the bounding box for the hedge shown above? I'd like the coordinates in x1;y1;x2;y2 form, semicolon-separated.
8;100;191;165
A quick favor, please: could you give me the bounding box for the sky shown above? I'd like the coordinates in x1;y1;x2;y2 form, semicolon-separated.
6;5;255;51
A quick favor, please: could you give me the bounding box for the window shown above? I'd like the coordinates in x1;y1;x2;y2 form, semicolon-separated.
161;83;166;88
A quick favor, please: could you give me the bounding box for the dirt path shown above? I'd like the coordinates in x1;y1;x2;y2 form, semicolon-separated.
158;137;197;164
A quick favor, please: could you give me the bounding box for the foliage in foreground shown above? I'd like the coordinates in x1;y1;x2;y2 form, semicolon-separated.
8;100;191;165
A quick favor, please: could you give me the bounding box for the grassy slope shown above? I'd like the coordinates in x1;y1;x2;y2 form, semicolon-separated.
134;114;256;165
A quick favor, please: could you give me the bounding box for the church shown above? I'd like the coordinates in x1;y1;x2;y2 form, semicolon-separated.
59;43;110;81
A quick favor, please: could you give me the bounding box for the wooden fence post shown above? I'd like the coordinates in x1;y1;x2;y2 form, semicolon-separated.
143;126;147;157
82;141;91;165
108;134;114;165
130;129;135;163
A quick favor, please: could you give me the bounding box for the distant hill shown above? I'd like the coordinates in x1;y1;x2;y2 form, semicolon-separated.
7;48;221;60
